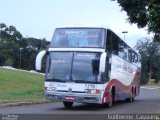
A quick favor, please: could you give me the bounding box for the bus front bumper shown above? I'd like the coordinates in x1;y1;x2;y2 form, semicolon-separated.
45;92;102;104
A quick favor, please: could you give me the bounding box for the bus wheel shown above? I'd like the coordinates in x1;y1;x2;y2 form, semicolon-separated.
107;92;113;108
126;91;134;102
63;101;73;108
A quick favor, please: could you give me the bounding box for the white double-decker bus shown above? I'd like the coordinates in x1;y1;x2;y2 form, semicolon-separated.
35;27;141;108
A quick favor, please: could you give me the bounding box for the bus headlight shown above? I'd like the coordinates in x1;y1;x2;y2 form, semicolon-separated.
85;89;101;94
45;87;56;91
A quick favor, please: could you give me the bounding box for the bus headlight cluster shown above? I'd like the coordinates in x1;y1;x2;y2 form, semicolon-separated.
85;89;101;94
45;87;56;91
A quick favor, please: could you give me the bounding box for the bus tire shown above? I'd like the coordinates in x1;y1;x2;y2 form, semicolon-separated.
63;101;73;108
107;93;113;108
126;90;134;102
107;88;115;108
134;87;137;96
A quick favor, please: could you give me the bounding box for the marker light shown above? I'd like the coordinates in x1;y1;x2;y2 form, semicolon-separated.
85;89;101;94
45;87;56;91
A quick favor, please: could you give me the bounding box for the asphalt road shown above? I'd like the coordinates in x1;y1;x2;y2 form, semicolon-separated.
0;87;160;120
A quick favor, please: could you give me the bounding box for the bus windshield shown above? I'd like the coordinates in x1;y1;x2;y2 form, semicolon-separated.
45;52;102;83
50;28;105;48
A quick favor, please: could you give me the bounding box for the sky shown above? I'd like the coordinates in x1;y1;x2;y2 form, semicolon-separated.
0;0;152;48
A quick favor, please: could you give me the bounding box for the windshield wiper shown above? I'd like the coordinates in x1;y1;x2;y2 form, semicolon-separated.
72;80;102;84
85;80;102;84
72;80;86;83
46;78;66;83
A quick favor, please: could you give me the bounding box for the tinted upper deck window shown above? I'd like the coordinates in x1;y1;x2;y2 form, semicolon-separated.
50;28;105;48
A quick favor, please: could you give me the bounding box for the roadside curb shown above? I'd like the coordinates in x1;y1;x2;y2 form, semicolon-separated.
0;67;45;76
0;101;51;108
140;86;160;89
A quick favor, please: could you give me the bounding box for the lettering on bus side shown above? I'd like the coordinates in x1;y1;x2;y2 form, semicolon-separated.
85;84;96;89
57;83;67;87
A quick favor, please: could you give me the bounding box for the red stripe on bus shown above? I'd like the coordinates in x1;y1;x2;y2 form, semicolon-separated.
102;70;141;103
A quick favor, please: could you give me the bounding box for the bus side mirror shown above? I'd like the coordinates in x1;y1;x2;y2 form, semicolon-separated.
35;50;46;71
99;52;107;73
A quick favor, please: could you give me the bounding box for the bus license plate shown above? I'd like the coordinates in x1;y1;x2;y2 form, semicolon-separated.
65;96;75;100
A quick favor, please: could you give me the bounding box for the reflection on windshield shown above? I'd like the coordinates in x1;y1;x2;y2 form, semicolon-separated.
45;52;102;83
50;28;104;48
72;52;100;82
46;52;72;81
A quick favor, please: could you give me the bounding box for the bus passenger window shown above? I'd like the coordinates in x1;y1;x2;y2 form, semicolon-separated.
79;38;88;47
134;54;138;63
124;52;127;60
106;30;112;53
69;36;78;46
118;49;127;60
118;40;125;59
128;50;132;62
118;40;129;61
54;35;68;46
132;52;136;63
138;56;141;63
112;33;118;55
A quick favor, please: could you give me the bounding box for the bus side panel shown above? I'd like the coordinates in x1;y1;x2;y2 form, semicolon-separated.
102;55;141;103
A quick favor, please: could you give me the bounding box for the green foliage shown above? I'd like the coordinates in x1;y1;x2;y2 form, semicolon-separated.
130;0;160;82
5;58;13;66
135;38;160;84
155;70;160;83
115;0;160;41
141;72;149;85
0;23;50;71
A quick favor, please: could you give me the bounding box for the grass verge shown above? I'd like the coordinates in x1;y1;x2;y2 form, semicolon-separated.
0;68;48;105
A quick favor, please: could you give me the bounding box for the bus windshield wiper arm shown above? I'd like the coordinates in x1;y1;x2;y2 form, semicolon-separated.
72;80;86;83
85;80;101;84
46;78;66;82
73;80;101;83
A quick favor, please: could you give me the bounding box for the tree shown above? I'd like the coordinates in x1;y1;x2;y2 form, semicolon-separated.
0;23;8;39
5;58;13;66
0;23;6;30
0;23;50;71
20;37;49;70
114;0;160;41
135;38;160;84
